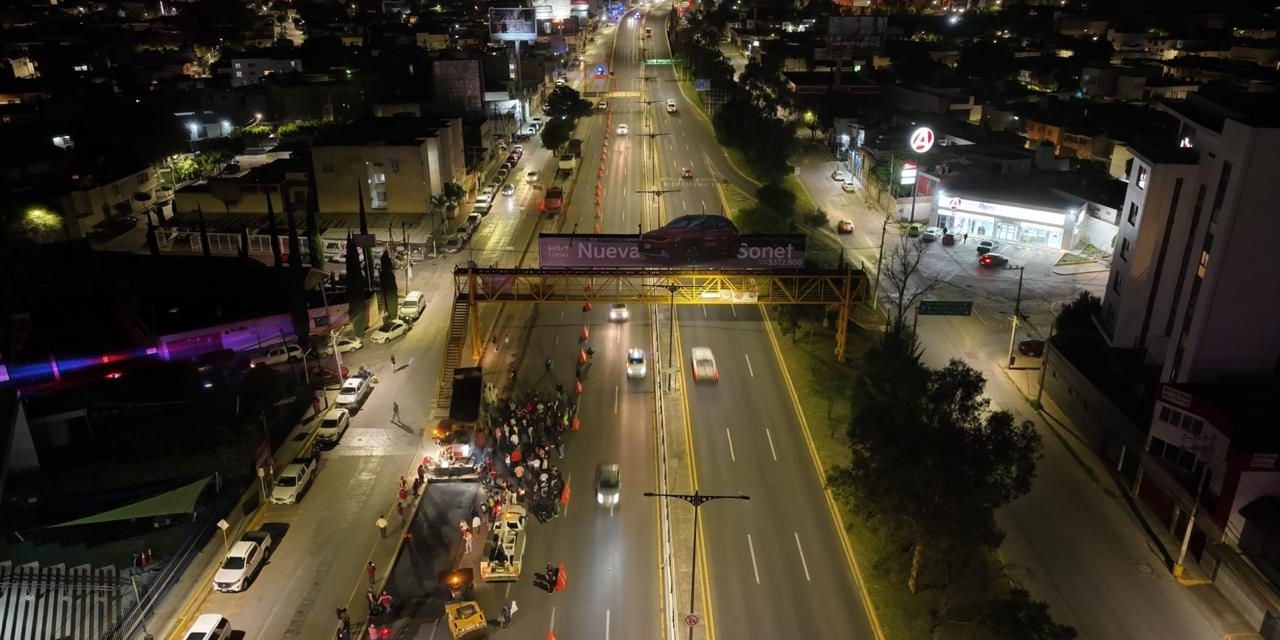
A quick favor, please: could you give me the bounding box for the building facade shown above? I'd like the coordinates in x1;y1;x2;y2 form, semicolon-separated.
310;117;464;215
230;57;302;87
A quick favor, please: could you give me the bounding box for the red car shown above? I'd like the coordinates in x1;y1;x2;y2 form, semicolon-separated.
639;214;741;263
680;167;693;179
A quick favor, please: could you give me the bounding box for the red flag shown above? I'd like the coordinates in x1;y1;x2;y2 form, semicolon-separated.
560;480;571;506
555;562;568;592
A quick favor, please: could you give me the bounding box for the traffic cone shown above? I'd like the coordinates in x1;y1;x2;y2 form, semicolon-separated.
577;348;588;365
598;166;604;178
555;563;568;592
596;183;602;194
583;302;592;312
571;415;580;432
595;208;603;219
595;195;601;205
547;631;557;640
574;379;583;395
594;223;602;233
580;325;589;342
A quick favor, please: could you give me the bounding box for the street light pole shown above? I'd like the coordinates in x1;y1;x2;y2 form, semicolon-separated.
871;216;889;311
1005;265;1025;368
643;490;750;640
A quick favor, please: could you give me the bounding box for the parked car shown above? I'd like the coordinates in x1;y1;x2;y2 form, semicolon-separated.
596;463;621;507
182;614;232;640
831;169;852;182
906;223;923;237
1018;338;1046;357
690;347;719;382
921;226;942;242
443;235;464;254
399;290;427;321
316;407;351;444
976;240;998;255
639;214;741;263
841;179;857;193
270;455;317;505
212;530;272;593
495;168;509;182
250;343;304;368
370;319;411;344
336;374;374;408
609;303;630;322
321;336;363;355
626;347;648;379
837;219;855;234
979;253;1009;267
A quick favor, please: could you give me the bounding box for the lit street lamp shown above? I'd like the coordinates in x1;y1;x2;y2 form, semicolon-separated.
643;490;750;640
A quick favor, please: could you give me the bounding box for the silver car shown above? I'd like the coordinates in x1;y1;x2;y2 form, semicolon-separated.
596;463;620;507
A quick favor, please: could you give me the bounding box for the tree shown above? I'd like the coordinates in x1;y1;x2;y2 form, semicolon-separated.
881;235;940;339
344;233;368;333
802;110;819;141
1054;291;1101;333
379;250;398;321
305;174;325;269
980;589;1078;640
284;198;303;272
442;181;465;219
540;117;573;151
543;86;592;121
265;193;283;267
828;359;1040;595
429;193;451;241
956;39;1016;83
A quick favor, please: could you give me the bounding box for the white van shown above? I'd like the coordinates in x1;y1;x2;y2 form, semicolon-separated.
183;614;231;640
399;291;426;321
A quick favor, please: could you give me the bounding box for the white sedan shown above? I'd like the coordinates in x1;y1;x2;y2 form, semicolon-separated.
316;407;350;444
323;336;363;355
616;123;629;135
626;348;647;379
690;347;719;382
609;303;630;322
370;319;410;344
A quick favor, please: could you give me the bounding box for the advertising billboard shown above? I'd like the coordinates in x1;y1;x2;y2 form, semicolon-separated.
532;0;572;19
489;8;537;41
539;217;806;269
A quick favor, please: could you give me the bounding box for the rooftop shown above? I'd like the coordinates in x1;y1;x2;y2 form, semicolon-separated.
1161;90;1280;131
941;178;1083;212
315;116;447;147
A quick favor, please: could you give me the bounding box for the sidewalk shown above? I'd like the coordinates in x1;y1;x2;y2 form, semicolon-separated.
1000;365;1259;639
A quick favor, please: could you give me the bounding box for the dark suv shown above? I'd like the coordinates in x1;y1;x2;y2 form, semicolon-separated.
639;215;741;263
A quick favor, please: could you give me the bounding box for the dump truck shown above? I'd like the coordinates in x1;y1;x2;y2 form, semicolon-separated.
479;504;528;582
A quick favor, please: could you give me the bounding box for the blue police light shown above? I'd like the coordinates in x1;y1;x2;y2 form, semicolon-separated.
596;64;605;74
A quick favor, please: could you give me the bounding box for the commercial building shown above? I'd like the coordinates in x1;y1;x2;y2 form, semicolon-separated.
310;116;465;215
933;182;1085;250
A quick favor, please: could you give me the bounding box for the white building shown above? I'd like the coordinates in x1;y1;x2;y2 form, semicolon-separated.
1099;91;1280;383
230;57;302;87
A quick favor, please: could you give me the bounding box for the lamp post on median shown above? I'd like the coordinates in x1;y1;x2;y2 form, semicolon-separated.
643;490;750;640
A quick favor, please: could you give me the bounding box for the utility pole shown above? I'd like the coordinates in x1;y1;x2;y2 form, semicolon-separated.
1005;265;1026;368
870;216;890;311
643;490;749;640
1174;433;1216;578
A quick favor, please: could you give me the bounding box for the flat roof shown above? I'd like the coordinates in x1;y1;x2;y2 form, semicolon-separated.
942;179;1082;212
1161;91;1280;131
315;116;447;147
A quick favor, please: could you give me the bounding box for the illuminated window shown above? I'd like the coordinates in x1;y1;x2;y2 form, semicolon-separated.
1135;166;1148;189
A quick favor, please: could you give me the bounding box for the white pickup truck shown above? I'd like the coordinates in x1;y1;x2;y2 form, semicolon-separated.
212;530;273;593
270;454;317;505
249;343;304;368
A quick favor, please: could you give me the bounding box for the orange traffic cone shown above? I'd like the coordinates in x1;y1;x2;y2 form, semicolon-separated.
594;223;602;233
577;348;588;365
574;379;583;395
583;302;592;312
580;325;589;341
571;415;581;431
548;631;557;640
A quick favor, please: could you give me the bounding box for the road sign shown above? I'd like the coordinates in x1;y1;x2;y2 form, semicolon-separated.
918;300;973;317
694;78;711;91
909;126;935;153
684;614;700;627
645;58;676;65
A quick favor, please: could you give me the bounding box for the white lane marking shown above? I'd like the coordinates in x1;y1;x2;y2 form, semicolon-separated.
726;428;736;462
747;534;761;584
794;532;812;581
765;429;778;461
731;305;737;318
701;304;707;318
616;327;622;343
550;606;557;634
560;311;564;320
744;353;754;377
701;199;707;212
555;334;560;345
614;385;619;415
606;609;612;640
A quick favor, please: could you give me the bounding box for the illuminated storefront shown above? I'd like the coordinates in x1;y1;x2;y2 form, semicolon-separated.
933;192;1082;250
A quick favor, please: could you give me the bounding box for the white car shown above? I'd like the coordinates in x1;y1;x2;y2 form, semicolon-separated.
443;235;464;253
270;460;315;505
609;303;630;322
502;183;516;196
316;407;350;444
250;343;304;368
616;123;628;135
626;348;647;379
666;99;677;113
324;336;363;355
477;186;496;203
921;226;943;242
370;319;410;344
690;347;719;382
336;375;373;408
831;169;852;182
526;170;540;184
